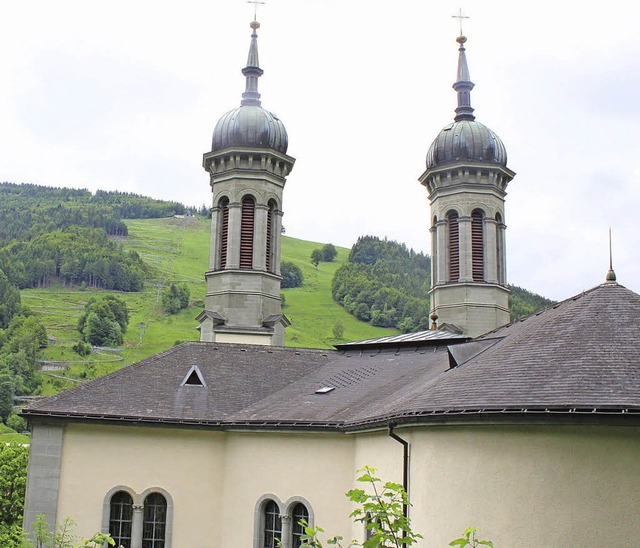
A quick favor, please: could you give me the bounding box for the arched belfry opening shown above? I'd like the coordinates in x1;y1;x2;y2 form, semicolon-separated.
218;197;230;270
419;33;516;337
266;200;277;273
198;18;295;346
447;211;460;283
240;195;255;270
471;209;485;282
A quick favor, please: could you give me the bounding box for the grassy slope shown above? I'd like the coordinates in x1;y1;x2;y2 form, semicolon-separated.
22;217;397;393
0;423;30;444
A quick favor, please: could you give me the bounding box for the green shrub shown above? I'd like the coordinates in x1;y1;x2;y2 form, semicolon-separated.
281;261;304;288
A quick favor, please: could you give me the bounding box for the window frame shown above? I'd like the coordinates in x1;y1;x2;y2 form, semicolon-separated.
102;486;173;548
108;489;134;548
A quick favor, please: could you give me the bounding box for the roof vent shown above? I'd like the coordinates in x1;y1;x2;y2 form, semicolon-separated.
180;365;207;387
315;386;335;394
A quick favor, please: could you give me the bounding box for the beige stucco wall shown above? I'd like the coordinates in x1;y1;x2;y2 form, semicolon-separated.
57;424;228;545
56;424;360;546
220;431;356;545
407;424;640;547
55;422;640;547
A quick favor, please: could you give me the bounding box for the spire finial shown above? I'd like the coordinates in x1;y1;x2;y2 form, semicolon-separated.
248;0;265;22
451;10;475;122
430;312;439;331
452;8;469;38
240;8;265;107
605;228;617;282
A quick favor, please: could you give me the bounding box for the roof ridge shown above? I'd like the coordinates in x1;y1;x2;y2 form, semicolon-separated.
479;282;627;339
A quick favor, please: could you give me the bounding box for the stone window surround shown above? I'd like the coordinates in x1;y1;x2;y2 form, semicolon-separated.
102;485;173;548
253;494;314;548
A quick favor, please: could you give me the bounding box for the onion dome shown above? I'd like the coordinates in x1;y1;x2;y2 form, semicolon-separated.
426;36;507;169
211;20;288;154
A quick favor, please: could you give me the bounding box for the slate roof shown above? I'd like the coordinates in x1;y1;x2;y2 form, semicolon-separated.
23;282;640;430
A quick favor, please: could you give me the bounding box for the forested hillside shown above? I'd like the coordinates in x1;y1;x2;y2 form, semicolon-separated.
332;236;431;332
0;183;195;428
333;235;555;331
0;183;188;291
0;183;188;243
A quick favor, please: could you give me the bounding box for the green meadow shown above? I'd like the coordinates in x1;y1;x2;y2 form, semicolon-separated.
21;217;397;393
0;422;29;444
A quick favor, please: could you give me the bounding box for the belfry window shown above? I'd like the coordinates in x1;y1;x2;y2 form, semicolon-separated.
142;492;167;548
240;195;255;269
291;503;309;548
218;197;229;269
109;491;133;548
266;200;276;272
471;209;485;281
263;500;282;548
447;211;460;282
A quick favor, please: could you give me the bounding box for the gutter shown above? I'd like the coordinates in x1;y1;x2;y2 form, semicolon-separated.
388;424;409;532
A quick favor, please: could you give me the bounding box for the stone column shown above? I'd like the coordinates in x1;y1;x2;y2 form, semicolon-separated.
436;220;447;284
273;210;284;276
226;202;242;269
458;216;473;282
131;504;144;548
280;514;292;548
253;204;268;271
498;223;507;285
484;217;498;283
430;224;437;285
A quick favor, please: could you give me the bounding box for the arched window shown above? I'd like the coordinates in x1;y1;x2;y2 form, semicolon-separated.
264;500;282;548
218;197;229;269
447;211;459;282
109;491;133;548
266;200;276;272
240;195;255;269
142;492;167;548
291;503;309;548
365;513;380;542
471;209;485;281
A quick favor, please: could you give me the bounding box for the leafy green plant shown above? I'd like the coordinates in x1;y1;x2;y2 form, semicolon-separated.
346;466;422;547
31;514;115;548
449;527;494;548
281;261;304;288
0;443;28;529
321;244;338;262
287;467;494;548
311;249;322;269
332;319;344;339
292;466;422;547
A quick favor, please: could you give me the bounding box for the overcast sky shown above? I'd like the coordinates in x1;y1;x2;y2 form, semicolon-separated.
0;0;638;301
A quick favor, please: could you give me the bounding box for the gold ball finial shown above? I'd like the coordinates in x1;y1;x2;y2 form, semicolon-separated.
456;35;467;44
250;20;260;30
430;312;439;331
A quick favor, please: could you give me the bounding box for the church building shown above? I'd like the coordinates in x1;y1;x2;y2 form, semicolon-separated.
22;17;640;548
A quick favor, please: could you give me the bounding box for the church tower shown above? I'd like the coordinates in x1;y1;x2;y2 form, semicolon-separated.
419;35;515;338
198;19;295;346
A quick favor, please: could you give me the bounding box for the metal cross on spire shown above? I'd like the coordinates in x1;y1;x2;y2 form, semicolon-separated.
452;8;470;37
247;0;265;21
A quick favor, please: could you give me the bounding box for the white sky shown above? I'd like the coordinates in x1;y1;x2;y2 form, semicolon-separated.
0;0;638;301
